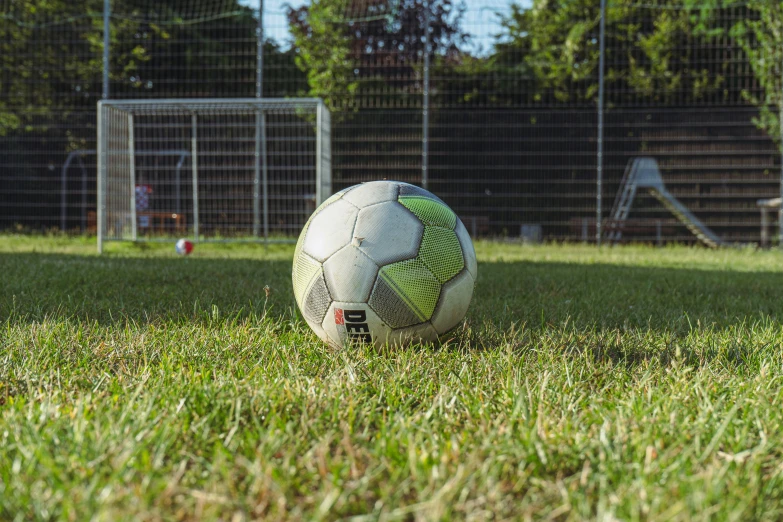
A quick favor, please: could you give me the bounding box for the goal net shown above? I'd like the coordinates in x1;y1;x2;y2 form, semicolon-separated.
97;98;331;252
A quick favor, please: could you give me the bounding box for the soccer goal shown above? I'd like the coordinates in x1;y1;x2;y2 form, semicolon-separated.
96;98;331;252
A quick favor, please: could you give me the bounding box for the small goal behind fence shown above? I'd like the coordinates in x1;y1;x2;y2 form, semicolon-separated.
97;98;331;252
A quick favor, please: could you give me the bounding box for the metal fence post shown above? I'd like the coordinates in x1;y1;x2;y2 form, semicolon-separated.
254;0;266;239
254;110;262;238
97;104;105;253
596;0;606;246
128;114;137;241
779;56;783;247
103;0;110;99
191;113;199;241
257;0;263;95
97;0;109;245
421;0;431;191
316;103;325;205
761;207;770;248
261;115;269;243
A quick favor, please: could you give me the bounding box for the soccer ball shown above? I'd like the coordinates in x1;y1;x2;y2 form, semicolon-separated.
292;181;477;348
175;239;194;256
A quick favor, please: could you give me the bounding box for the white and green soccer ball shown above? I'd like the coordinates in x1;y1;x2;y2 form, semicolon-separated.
292;181;477;348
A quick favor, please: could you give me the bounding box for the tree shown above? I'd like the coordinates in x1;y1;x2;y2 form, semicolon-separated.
286;0;466;111
287;0;358;111
0;0;155;150
496;0;730;106
111;0;279;98
730;0;783;143
0;0;305;228
0;0;102;138
0;0;305;140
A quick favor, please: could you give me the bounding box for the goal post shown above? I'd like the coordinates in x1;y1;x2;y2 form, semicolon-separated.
96;98;331;252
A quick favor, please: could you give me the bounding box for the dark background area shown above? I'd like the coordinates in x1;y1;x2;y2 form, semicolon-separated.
0;0;780;243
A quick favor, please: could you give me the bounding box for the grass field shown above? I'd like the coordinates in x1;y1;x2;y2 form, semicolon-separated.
4;236;783;520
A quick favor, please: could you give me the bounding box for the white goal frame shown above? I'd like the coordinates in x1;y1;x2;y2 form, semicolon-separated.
97;98;331;252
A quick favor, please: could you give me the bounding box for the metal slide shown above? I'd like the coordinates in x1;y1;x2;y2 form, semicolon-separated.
606;157;724;248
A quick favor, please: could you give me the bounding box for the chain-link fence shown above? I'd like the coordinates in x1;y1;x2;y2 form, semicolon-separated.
1;0;781;245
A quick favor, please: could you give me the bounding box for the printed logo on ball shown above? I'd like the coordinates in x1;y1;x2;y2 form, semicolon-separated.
334;308;372;344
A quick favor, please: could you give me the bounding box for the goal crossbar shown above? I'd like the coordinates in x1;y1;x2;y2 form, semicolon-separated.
99;98;327;111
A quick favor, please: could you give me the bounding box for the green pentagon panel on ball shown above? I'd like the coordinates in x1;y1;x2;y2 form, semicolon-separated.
398;196;457;229
418;226;464;283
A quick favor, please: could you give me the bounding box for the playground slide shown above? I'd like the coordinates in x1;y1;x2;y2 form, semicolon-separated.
646;186;723;248
609;157;724;248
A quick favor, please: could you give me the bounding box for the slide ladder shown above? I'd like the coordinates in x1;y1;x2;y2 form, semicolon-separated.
606;157;724;248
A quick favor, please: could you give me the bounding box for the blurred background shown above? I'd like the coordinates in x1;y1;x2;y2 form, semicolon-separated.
1;0;781;245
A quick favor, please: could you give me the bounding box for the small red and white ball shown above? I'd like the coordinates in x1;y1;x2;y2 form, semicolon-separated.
175;239;194;256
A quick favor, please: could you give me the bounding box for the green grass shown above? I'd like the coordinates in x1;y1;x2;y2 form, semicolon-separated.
3;236;783;520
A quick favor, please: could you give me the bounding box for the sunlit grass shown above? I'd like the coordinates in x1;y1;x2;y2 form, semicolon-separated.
3;236;783;520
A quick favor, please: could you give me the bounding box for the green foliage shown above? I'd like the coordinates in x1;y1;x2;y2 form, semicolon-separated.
109;0;275;98
499;0;613;104
432;52;529;106
625;8;723;103
495;0;782;140
287;0;465;112
288;0;358;112
730;0;783;143
0;0;302;178
498;0;727;105
0;0;148;141
6;238;783;518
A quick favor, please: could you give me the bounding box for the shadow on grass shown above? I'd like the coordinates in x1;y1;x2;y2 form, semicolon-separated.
471;258;783;331
0;252;297;325
455;258;783;369
2;251;783;337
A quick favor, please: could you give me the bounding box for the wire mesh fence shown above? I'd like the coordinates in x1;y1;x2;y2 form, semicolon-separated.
1;0;782;245
97;99;329;250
